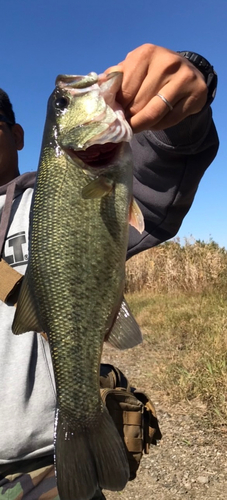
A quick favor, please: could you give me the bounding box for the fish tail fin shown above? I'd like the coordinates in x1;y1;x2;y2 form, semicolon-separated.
55;407;129;500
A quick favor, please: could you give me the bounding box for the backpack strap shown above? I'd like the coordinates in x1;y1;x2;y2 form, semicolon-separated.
0;258;23;305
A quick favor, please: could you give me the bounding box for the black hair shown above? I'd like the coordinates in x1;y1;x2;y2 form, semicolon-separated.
0;89;15;125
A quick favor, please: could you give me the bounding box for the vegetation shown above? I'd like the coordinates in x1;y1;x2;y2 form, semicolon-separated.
125;238;227;426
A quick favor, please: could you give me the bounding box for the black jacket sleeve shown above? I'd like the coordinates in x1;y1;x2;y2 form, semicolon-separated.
127;106;219;259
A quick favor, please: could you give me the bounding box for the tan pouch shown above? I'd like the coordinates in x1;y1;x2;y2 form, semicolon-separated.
100;364;162;480
0;259;23;305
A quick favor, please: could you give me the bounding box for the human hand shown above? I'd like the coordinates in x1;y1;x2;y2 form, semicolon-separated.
104;44;208;133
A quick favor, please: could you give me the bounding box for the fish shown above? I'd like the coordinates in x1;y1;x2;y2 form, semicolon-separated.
12;71;144;500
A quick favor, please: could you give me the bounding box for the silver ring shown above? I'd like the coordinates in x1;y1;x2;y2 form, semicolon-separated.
156;93;173;111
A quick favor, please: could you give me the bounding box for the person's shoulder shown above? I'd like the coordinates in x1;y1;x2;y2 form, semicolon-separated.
16;172;37;190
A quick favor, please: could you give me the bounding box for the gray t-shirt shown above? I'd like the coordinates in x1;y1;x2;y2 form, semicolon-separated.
0;187;56;463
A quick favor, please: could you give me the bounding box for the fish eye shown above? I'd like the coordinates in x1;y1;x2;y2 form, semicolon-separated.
54;96;69;110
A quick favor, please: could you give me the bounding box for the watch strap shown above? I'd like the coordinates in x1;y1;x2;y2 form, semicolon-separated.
177;51;217;105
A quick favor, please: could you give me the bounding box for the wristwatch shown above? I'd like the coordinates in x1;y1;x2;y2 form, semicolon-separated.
177;51;217;105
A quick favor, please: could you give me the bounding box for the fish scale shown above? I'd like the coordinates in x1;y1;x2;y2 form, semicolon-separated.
32;159;129;414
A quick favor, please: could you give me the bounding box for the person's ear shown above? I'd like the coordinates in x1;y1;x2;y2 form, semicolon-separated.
12;123;24;151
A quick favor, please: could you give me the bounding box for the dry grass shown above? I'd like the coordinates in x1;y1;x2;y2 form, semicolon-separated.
125;239;227;426
126;238;227;294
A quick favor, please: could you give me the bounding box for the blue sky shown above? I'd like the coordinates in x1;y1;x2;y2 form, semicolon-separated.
1;0;226;247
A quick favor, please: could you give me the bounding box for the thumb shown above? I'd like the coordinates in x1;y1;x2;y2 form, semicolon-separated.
104;63;124;75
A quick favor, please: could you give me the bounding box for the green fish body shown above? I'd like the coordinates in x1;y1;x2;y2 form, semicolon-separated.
13;72;143;500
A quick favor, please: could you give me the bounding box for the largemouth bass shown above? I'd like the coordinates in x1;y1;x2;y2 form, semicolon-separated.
13;71;144;500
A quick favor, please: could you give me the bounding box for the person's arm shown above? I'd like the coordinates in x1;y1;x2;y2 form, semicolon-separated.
105;44;219;258
127;108;218;258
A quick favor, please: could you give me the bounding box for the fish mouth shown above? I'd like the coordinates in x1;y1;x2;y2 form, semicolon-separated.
64;143;121;168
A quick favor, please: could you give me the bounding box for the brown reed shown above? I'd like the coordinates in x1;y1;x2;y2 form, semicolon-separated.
126;238;227;294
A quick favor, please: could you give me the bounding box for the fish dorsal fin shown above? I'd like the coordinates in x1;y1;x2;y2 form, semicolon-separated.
106;298;143;350
129;198;145;234
12;272;43;335
82;176;114;199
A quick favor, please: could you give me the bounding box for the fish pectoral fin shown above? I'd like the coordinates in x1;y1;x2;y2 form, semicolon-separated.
129;198;145;234
55;406;129;500
12;272;43;335
82;176;114;199
106;297;143;350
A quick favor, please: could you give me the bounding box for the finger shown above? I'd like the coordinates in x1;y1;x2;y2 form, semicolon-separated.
106;57;152;108
116;44;176;109
129;75;207;133
104;62;135;107
123;75;165;119
128;83;180;131
117;64;149;108
128;96;174;132
150;95;207;131
104;63;124;75
130;93;205;133
149;80;207;130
